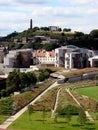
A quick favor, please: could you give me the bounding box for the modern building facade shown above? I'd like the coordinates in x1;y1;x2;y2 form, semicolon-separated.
3;45;98;70
55;45;95;69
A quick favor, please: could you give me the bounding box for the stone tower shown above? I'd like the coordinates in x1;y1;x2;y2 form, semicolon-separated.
30;19;33;29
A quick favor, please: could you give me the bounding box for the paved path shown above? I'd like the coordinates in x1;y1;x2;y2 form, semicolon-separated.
0;81;58;129
51;87;62;118
66;88;94;122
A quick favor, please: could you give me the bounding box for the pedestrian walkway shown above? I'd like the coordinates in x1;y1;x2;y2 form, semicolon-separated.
66;88;94;122
0;81;58;129
51;87;62;118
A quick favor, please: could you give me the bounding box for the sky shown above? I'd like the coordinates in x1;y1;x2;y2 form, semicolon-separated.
0;0;98;36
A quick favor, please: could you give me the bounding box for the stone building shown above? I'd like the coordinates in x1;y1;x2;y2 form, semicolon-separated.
4;49;32;68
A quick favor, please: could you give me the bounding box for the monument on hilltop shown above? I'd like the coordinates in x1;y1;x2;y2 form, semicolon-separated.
30;19;33;30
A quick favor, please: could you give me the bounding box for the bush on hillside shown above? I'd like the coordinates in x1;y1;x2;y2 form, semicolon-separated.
0;97;13;115
58;105;79;116
13;79;56;113
1;89;6;97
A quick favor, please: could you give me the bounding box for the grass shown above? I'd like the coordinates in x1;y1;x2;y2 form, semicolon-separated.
75;86;98;101
63;67;98;77
13;79;56;112
0;115;9;124
33;87;59;111
8;111;98;130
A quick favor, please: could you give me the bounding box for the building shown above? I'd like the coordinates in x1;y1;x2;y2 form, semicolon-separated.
33;50;55;66
55;45;94;69
0;47;8;63
49;26;59;31
4;49;32;68
88;51;98;67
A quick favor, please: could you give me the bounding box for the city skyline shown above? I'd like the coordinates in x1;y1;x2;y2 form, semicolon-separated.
0;0;98;36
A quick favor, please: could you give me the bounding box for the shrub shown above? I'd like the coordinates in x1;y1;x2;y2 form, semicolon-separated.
13;79;56;113
1;89;6;97
0;97;13;115
58;105;79;115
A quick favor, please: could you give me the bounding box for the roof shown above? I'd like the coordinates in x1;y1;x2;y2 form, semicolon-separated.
49;51;55;57
37;51;46;57
37;50;55;57
89;56;98;60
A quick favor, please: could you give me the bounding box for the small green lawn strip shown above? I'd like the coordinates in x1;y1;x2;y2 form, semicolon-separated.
0;115;9;124
8;111;98;130
75;86;98;101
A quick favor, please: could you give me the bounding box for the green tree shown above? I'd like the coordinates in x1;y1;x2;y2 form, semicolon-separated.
41;99;47;124
6;69;21;92
19;72;28;89
28;104;34;121
26;72;37;88
63;28;71;32
33;26;40;32
90;29;98;38
65;106;72;125
74;31;84;38
77;108;87;128
38;69;50;82
58;28;62;32
1;89;6;97
43;43;59;51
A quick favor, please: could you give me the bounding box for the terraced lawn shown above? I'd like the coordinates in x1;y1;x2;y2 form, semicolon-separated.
0;115;9;124
75;86;98;101
8;111;97;130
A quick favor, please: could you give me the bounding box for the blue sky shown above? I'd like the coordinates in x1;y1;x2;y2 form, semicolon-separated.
0;0;98;36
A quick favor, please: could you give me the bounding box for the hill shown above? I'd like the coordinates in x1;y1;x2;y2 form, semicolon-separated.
0;28;98;50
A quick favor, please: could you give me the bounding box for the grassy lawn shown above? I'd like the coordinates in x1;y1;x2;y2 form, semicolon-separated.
63;68;98;77
75;86;98;101
8;111;97;130
0;115;9;124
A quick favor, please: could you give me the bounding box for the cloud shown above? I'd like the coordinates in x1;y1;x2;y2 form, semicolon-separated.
14;0;52;5
0;0;98;36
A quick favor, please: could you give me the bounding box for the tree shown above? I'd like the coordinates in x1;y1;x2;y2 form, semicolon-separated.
43;43;59;51
19;72;28;89
58;28;62;32
26;72;37;88
1;89;6;97
90;29;98;38
63;28;71;32
28;104;34;121
33;26;40;32
40;27;49;31
74;31;84;37
65;106;72;125
38;69;50;82
41;99;47;124
6;69;21;92
77;108;87;128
